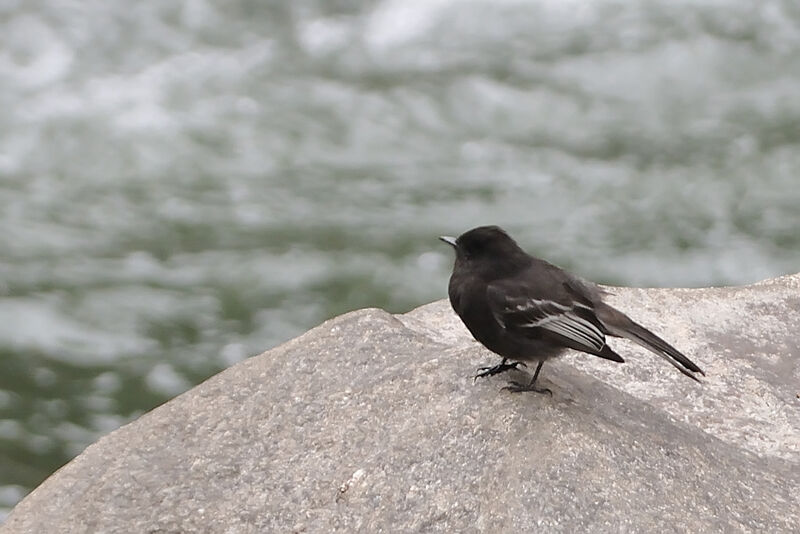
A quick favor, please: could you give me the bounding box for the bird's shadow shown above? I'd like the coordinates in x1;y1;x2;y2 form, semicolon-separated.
469;363;596;409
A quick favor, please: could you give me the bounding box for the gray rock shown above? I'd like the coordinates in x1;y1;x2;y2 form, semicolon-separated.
3;275;800;533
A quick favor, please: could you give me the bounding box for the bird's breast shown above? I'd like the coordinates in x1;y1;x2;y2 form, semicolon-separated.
448;276;504;348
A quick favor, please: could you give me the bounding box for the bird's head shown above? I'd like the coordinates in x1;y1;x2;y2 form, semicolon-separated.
439;225;528;275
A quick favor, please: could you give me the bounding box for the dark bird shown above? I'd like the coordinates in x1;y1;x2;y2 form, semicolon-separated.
440;225;704;393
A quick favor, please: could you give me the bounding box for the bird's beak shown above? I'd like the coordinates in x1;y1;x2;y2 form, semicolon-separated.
438;235;458;248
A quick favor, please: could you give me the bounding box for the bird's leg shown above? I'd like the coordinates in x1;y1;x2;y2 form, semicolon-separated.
503;361;552;395
474;358;526;381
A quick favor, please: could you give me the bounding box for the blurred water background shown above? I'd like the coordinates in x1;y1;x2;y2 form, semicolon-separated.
2;0;800;519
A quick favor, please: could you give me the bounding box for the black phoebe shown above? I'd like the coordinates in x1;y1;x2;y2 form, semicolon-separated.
440;225;704;393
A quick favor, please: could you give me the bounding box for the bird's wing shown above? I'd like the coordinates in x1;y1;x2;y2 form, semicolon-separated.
486;280;607;353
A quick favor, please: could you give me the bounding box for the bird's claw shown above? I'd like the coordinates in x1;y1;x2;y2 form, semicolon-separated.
502;381;553;396
473;361;526;382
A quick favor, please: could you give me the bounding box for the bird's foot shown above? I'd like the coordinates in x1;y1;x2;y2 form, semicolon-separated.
474;361;526;382
502;381;553;396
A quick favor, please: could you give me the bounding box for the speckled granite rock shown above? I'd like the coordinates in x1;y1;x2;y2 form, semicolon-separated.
3;274;799;533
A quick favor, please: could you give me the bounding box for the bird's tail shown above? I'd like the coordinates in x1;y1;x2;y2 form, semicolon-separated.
595;303;705;382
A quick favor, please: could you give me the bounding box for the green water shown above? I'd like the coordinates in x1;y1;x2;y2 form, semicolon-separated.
2;0;800;518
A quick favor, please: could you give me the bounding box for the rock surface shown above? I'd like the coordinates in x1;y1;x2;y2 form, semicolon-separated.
3;275;800;533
